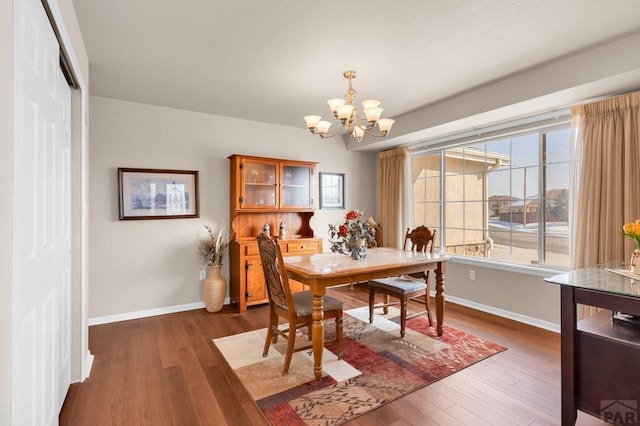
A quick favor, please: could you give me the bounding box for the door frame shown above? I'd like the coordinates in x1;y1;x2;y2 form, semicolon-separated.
42;0;93;385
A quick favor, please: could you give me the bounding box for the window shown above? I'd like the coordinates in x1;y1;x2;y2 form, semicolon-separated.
412;125;571;269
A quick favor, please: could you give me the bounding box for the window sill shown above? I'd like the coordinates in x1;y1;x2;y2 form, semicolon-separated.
449;255;567;277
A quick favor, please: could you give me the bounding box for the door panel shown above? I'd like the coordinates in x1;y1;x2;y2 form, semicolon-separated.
13;0;72;423
241;158;278;208
280;163;313;208
245;257;267;303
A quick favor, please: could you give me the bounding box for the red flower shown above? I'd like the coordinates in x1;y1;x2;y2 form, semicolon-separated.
338;225;348;237
345;210;359;220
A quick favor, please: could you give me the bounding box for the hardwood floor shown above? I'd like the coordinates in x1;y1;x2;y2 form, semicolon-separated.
60;285;606;425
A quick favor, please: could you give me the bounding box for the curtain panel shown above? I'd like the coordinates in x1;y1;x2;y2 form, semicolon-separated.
378;147;409;248
571;91;640;270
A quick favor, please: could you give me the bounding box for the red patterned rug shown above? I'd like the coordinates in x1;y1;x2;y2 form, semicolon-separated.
213;306;507;425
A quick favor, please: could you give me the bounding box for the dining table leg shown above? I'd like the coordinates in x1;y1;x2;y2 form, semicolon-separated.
435;261;446;336
311;292;325;381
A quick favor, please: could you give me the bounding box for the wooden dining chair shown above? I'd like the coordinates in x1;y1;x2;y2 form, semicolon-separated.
257;233;343;375
368;226;436;337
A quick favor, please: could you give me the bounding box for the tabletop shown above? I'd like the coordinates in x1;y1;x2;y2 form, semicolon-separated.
545;261;640;299
284;247;450;285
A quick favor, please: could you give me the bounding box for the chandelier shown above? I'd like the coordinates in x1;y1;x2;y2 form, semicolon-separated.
303;70;395;143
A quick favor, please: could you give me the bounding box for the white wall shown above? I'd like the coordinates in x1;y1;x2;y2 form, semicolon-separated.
88;96;376;320
1;0;14;421
444;261;560;329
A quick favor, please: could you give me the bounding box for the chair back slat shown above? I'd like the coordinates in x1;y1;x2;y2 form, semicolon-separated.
257;233;290;310
403;225;436;253
402;226;436;281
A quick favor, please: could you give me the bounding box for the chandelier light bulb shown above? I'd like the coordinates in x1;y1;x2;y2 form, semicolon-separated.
317;120;332;135
303;115;322;133
377;118;395;135
364;107;383;124
327;98;346;116
337;104;355;122
361;99;380;110
352;125;364;142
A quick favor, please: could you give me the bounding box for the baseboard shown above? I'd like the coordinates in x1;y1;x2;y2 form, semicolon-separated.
88;300;213;326
87;292;560;333
439;292;560;333
71;350;94;384
81;351;94;382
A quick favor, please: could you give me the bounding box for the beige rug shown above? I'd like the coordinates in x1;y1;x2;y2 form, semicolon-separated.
214;306;507;425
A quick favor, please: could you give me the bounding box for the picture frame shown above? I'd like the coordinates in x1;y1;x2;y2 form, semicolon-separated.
319;172;345;210
118;168;200;220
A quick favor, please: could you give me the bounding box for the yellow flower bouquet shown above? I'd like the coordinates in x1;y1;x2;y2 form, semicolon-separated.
623;219;640;272
622;219;640;249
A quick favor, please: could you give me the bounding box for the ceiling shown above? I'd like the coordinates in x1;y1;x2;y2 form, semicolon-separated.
72;0;640;136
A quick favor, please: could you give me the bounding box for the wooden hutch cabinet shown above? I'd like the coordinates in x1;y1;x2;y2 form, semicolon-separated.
228;154;322;312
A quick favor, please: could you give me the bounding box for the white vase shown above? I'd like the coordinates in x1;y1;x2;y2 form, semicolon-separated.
350;238;367;260
203;265;226;312
630;249;640;274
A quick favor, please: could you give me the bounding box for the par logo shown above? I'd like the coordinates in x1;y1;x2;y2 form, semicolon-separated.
600;400;638;425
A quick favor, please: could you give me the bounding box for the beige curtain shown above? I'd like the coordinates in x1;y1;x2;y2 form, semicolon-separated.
378;147;409;248
571;91;640;272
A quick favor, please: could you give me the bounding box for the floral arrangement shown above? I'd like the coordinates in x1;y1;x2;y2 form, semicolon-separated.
329;210;377;260
622;219;640;249
199;224;234;267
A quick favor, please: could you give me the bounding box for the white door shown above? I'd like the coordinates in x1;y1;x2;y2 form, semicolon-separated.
13;0;72;423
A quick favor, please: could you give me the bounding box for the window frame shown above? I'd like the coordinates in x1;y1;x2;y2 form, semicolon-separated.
411;121;572;273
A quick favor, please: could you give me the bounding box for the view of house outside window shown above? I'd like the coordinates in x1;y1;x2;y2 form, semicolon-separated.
412;126;571;269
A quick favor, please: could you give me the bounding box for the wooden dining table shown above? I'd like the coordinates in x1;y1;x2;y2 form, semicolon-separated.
283;247;451;380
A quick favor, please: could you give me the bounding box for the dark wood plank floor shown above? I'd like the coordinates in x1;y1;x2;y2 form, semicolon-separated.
60;285;606;425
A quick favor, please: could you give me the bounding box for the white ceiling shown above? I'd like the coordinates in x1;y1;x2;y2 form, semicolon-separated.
72;0;640;133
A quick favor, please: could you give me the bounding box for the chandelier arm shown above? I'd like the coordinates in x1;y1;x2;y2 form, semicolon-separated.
352;113;375;131
319;121;347;138
361;127;386;138
355;113;376;129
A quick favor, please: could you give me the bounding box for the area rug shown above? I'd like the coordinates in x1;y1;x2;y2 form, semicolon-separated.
213;306;507;425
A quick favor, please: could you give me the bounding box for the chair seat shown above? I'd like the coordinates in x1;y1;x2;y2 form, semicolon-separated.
292;291;343;317
368;276;426;294
368;226;435;337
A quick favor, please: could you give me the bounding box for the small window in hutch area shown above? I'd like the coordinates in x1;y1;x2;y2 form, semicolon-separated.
319;172;345;210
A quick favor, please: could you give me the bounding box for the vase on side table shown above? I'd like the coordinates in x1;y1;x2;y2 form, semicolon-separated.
203;264;226;312
630;249;640;274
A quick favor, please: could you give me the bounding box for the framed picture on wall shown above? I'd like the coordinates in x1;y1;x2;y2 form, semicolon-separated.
319;172;345;210
118;168;200;220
